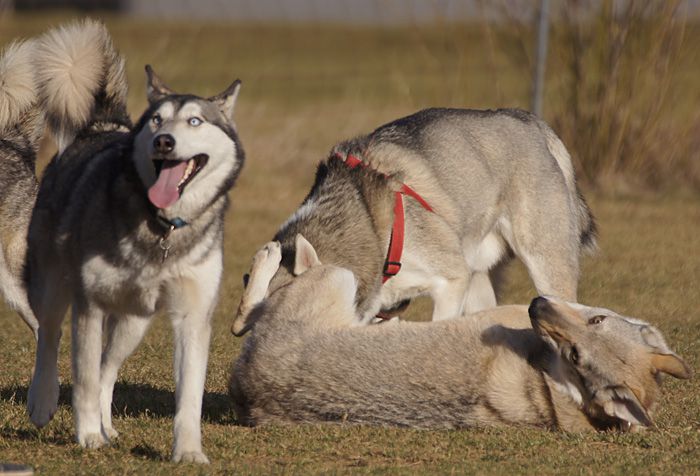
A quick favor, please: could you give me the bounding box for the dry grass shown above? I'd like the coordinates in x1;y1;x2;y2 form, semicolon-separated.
480;0;700;189
0;12;699;475
549;0;697;187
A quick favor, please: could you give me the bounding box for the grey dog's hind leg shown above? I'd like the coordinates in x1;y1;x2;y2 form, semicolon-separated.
430;272;470;321
508;196;579;302
464;271;497;312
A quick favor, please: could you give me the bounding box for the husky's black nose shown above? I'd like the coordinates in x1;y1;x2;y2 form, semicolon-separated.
153;134;176;154
528;296;550;319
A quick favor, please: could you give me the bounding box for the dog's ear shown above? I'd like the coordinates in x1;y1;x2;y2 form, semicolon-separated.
209;79;241;121
651;352;692;379
294;234;321;275
601;386;653;428
145;65;174;104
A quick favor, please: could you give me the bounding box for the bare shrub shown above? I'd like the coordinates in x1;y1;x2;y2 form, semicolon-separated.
481;0;696;189
552;0;689;187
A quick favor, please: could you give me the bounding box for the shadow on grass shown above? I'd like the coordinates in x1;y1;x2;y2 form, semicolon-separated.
1;382;237;425
0;385;74;445
0;382;72;408
130;443;166;461
112;382;238;425
1;383;237;461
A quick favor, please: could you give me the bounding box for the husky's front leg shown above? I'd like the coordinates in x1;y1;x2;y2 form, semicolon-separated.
72;299;109;448
168;253;222;464
100;314;152;439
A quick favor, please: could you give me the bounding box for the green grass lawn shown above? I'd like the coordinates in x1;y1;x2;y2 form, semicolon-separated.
1;13;699;475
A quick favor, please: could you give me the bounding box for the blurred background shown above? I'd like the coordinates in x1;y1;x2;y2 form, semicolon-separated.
1;0;698;193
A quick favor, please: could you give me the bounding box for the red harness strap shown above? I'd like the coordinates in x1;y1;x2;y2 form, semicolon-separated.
342;153;433;283
382;193;404;282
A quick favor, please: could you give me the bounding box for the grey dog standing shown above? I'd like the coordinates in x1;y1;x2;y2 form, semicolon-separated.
21;20;243;463
233;108;595;334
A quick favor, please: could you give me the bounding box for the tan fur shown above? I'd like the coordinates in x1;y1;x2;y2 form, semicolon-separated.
364;122;594;255
34;19;127;151
363;141;462;226
0;40;38;133
230;242;690;431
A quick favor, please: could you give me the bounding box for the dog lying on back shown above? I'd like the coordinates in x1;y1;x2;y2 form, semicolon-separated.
230;238;691;431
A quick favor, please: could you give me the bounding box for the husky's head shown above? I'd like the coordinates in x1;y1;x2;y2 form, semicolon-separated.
528;296;691;431
133;65;243;217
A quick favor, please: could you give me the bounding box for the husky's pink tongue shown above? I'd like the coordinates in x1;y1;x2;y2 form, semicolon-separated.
148;161;188;209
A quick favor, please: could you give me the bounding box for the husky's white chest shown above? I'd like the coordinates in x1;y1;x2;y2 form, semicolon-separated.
80;253;177;316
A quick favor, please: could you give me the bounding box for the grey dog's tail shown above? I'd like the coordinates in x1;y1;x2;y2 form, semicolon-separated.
538;121;598;254
34;19;130;153
0;39;43;152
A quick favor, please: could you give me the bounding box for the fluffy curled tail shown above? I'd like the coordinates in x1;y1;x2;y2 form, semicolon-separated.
0;39;43;149
34;19;130;153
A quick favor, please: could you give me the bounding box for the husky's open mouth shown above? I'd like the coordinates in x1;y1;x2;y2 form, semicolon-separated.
148;154;209;209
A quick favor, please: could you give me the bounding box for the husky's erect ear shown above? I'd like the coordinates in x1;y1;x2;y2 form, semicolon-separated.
145;65;174;104
294;234;321;276
600;386;653;428
209;79;241;122
651;353;692;379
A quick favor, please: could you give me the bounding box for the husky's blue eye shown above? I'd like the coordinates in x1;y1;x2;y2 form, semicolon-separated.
152;114;162;126
188;117;203;127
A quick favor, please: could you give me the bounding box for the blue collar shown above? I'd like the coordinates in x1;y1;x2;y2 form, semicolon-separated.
157;215;188;232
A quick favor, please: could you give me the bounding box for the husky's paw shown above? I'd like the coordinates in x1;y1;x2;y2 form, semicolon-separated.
172;450;210;464
78;432;109;449
27;378;59;427
252;241;282;279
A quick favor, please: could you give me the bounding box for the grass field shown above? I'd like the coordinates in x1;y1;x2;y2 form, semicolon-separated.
1;13;699;475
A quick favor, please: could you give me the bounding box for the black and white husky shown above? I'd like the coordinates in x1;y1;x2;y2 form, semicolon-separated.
23;20;243;463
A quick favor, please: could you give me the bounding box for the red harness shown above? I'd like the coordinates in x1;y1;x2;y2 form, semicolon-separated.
341;153;434;283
